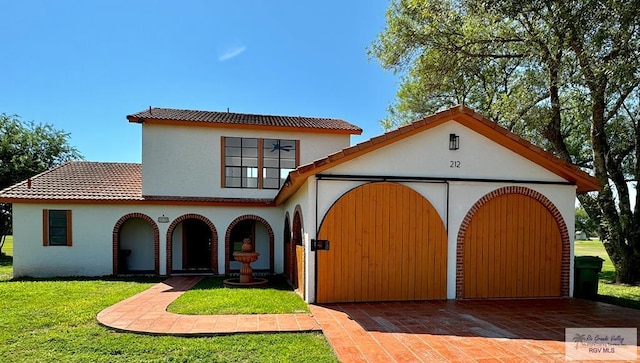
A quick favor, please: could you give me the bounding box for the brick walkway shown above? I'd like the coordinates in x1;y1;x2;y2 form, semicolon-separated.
97;276;320;335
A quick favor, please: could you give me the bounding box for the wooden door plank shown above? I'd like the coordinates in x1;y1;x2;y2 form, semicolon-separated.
415;195;425;300
360;184;371;301
346;189;356;302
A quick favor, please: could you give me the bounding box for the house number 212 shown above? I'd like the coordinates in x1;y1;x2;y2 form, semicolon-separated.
450;160;461;168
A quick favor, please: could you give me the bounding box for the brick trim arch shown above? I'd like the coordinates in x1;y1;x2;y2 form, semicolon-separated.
225;214;275;274
284;212;291;243
455;186;570;298
166;214;218;275
293;204;304;237
112;213;160;275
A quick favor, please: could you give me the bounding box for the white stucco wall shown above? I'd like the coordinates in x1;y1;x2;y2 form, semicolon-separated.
12;203;285;278
141;123;351;198
328;120;566;182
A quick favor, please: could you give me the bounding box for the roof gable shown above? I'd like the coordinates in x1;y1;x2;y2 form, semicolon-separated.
127;107;362;135
324;120;568;182
275;105;599;204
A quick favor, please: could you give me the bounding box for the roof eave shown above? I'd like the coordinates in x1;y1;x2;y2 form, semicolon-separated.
128;116;362;135
1;197;276;207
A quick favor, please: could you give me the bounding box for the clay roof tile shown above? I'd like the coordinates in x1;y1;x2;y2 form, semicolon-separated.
127;107;362;134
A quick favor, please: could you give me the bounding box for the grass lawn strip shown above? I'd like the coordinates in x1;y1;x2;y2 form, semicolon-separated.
574;239;640;309
167;276;310;315
0;277;337;362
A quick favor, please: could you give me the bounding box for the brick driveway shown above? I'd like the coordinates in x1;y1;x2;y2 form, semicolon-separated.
310;299;640;362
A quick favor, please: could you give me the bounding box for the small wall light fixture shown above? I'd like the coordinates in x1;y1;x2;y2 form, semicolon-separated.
449;133;460;150
157;215;170;223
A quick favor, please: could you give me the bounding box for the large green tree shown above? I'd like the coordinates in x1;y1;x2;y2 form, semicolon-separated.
0;114;81;255
370;0;640;283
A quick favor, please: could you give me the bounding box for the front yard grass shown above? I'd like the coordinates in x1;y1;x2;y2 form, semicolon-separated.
0;277;337;362
0;246;337;363
574;239;640;309
167;276;309;315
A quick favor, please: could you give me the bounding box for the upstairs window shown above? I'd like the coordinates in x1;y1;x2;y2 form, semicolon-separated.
42;209;72;246
223;137;298;189
263;139;297;189
224;137;258;188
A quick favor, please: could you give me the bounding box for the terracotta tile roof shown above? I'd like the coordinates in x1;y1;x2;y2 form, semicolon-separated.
0;161;273;205
0;162;143;201
127;107;362;134
275;105;600;205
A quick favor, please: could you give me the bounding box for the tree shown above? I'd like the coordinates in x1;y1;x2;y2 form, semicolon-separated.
0;114;82;255
370;0;640;284
575;207;598;238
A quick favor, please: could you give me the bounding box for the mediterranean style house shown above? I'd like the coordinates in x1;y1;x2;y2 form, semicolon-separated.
0;105;599;303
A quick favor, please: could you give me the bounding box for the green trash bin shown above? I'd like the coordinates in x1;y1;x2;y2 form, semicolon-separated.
574;255;604;298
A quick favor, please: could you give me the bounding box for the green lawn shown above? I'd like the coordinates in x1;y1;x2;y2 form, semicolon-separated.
0;237;338;362
0;277;337;362
0;236;12;280
168;276;310;315
574;239;640;309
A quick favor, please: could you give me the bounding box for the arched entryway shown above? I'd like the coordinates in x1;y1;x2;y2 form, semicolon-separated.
316;182;447;303
225;215;274;274
291;207;304;292
456;186;570;298
112;213;159;275
166;214;218;275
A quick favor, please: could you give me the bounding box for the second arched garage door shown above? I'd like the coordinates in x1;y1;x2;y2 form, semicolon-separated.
461;192;563;298
316;182;447;303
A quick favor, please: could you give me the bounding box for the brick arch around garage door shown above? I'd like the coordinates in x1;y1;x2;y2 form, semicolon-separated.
316;182;447;303
456;186;570;299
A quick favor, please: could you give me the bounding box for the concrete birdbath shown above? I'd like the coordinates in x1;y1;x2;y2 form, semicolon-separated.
223;238;268;288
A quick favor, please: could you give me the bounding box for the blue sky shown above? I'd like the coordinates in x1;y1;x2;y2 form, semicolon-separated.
0;1;398;162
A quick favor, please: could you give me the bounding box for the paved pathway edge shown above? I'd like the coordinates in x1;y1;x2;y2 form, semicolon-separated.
97;276;322;336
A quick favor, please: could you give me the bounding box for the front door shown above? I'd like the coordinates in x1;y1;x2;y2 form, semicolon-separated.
184;219;211;270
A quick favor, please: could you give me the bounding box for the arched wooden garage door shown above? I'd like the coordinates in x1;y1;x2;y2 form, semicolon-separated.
316;182;447;303
462;192;563;298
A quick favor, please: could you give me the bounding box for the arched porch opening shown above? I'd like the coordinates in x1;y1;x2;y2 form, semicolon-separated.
225;215;274;274
166;214;218;275
112;213;159;275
